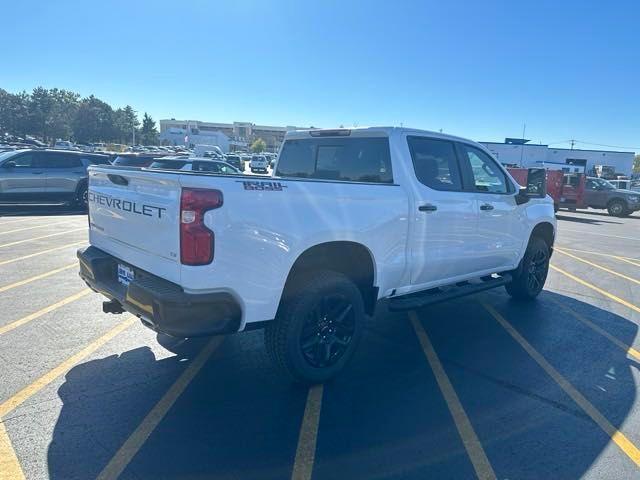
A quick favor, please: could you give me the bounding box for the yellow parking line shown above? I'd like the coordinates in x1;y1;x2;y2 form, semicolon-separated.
482;302;640;467
0;422;25;480
409;312;496;480
555;247;640;266
0;317;135;418
0;263;77;294
0;240;85;267
0;227;85;249
0;220;77;236
0;289;90;336
291;385;324;480
0;318;135;478
547;297;640;362
616;257;640;268
550;265;640;314
554;248;640;286
96;336;224;480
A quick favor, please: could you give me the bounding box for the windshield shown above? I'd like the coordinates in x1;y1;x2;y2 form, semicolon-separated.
0;150;20;162
592;178;616;190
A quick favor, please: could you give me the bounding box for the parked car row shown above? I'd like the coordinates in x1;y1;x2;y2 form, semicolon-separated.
0;147;271;209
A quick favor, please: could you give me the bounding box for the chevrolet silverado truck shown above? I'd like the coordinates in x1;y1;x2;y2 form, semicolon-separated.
78;127;556;384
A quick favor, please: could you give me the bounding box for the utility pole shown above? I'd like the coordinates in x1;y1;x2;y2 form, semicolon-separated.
132;125;135;146
520;123;526;166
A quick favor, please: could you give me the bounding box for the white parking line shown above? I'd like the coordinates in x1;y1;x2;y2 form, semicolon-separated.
559;229;640;242
0;228;85;249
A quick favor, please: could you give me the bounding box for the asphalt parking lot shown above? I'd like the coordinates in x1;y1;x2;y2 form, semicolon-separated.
1;208;639;480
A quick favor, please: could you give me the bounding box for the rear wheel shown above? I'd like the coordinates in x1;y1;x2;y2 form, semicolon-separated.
505;236;549;301
265;270;365;384
76;184;88;210
607;200;627;217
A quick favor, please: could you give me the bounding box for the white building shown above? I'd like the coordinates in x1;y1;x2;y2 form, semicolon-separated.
159;119;301;153
161;126;231;152
481;140;635;176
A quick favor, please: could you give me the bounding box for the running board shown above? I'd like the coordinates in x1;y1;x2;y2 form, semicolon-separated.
388;274;512;312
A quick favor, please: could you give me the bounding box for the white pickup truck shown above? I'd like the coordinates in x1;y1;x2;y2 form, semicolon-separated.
78;127;556;383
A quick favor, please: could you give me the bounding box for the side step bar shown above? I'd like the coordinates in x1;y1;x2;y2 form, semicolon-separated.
388;274;512;312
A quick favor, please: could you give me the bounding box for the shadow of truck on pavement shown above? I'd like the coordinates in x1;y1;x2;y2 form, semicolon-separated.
47;291;638;479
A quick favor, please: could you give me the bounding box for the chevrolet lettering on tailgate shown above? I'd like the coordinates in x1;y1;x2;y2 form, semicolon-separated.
88;192;167;219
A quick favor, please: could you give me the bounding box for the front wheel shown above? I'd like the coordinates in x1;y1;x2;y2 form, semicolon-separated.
265;270;365;384
607;200;627;217
505;236;550;301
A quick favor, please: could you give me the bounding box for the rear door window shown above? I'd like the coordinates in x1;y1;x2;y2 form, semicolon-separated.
276;137;393;183
40;152;83;168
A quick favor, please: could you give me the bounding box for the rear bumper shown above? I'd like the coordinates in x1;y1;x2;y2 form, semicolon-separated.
77;246;241;337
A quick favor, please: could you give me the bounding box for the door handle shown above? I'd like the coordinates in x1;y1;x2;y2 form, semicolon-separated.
480;204;494;211
418;204;438;212
31;171;44;175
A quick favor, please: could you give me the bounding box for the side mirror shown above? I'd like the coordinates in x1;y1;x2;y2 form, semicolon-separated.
515;187;530;205
2;161;16;169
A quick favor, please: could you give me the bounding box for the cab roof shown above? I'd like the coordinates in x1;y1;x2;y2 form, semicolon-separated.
285;126;481;146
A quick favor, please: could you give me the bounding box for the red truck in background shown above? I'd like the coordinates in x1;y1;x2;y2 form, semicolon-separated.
506;165;586;212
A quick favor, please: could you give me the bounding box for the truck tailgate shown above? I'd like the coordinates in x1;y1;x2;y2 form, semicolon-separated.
87;167;181;283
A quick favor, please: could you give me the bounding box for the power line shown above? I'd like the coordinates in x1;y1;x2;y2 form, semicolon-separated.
546;139;639;151
571;140;640;151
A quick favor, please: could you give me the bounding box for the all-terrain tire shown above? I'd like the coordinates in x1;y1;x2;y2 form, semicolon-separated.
264;270;365;385
505;236;550;301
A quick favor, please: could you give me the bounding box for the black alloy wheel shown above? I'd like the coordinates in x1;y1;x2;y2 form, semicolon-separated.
299;293;356;368
526;248;548;294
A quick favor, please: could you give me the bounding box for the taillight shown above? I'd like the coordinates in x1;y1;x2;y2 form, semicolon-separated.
180;188;223;265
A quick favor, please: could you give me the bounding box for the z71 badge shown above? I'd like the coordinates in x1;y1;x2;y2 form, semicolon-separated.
238;180;287;191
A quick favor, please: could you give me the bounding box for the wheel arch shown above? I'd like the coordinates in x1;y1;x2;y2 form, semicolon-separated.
74;178;88;196
530;221;555;253
280;241;377;315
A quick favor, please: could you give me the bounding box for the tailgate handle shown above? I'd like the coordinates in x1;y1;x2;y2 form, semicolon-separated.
107;174;129;186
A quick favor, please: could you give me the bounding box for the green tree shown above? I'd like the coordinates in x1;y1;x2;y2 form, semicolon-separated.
634;155;640;174
29;87;54;142
72;95;115;143
139;112;158;145
47;88;80;141
251;137;266;153
23;87;80;143
113;105;140;144
0;89;30;137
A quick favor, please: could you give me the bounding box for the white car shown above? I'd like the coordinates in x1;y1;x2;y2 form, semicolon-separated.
53;140;76;150
79;127;556;384
249;155;269;173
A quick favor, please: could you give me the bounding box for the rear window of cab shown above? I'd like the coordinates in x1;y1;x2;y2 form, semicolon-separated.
276;137;393;183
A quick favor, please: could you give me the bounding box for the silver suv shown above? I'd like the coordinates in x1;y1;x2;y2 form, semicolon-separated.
0;149;110;209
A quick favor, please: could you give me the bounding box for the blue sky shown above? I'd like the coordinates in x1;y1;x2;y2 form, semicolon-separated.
2;0;638;151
